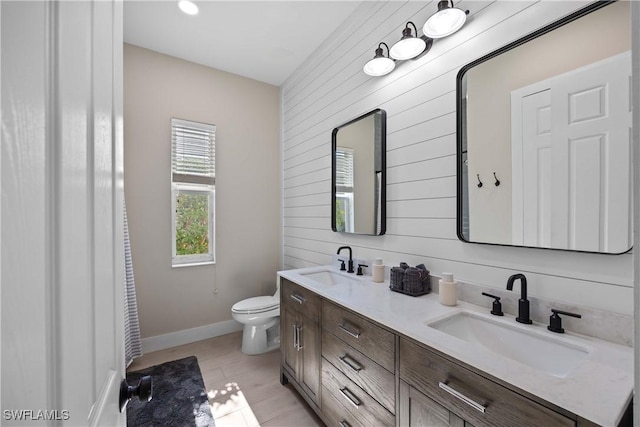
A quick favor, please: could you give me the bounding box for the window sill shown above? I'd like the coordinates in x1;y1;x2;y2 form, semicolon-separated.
172;260;215;268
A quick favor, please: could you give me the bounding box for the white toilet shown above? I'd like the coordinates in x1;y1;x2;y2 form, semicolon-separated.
231;281;280;355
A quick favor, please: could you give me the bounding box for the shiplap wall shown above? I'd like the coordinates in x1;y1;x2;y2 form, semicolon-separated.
281;0;633;315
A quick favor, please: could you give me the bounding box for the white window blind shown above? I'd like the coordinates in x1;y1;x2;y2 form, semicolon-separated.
335;147;354;192
171;118;216;185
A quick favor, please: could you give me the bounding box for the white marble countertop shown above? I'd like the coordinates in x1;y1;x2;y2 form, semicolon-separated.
278;265;633;427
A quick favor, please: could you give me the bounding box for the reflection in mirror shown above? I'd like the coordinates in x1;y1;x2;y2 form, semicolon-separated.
457;1;632;254
332;109;386;235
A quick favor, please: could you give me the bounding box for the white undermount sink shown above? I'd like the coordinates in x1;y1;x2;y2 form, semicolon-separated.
428;311;590;378
300;269;362;286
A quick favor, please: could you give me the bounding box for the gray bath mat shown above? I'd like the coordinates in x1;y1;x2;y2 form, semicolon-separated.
126;356;214;427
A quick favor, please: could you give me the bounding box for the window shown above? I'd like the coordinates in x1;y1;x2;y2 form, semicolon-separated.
335;147;354;233
171;118;216;266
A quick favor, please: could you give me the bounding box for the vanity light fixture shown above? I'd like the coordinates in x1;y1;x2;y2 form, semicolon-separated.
423;0;468;39
178;0;199;16
363;42;395;77
390;22;428;60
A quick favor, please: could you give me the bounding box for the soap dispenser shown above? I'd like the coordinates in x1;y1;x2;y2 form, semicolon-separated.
439;272;457;306
372;258;385;283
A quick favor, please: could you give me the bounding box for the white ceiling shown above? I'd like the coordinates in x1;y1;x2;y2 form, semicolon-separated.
124;1;363;86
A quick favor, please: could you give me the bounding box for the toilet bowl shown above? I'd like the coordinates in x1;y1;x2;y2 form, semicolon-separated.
231;283;280;355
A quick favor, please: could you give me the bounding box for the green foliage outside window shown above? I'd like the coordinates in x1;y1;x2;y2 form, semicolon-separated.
335;199;346;232
176;193;209;255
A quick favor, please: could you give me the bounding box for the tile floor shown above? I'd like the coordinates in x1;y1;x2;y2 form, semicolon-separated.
127;331;324;427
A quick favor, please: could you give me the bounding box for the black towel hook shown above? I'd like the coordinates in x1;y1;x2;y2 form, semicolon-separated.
477;174;483;188
493;172;500;187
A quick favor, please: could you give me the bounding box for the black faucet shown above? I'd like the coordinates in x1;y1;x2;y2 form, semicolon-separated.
506;274;532;324
337;246;354;273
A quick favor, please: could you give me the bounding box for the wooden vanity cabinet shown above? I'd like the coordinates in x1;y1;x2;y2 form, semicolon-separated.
320;300;396;427
280;279;321;405
399;337;575;427
400;380;470;427
279;278;627;427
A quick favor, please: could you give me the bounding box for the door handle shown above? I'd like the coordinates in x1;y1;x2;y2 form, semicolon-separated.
296;324;303;351
292;323;298;349
119;375;153;412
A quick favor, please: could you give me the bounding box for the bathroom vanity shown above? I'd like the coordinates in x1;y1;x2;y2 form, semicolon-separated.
278;266;633;427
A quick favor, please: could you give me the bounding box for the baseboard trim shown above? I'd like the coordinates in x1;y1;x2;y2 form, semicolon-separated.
141;319;243;354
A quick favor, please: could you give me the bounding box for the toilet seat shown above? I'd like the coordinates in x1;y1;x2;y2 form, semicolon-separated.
232;296;278;314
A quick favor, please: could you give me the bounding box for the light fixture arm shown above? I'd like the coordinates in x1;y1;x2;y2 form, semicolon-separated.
377;42;391;58
403;21;419;39
438;0;452;11
443;0;469;15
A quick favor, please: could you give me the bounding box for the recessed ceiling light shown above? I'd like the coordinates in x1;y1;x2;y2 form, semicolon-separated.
178;0;199;16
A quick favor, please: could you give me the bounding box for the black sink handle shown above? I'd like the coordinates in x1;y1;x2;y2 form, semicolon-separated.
481;292;504;316
548;309;582;334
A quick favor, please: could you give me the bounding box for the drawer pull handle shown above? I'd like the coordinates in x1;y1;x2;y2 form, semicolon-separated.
290;293;305;304
338;323;361;339
295;324;303;351
339;421;352;427
438;382;486;414
339;387;362;408
339;355;363;373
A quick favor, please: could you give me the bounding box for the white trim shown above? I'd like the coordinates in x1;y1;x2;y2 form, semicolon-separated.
87;370;118;426
171;260;215;268
632;2;639;426
141;319;243;354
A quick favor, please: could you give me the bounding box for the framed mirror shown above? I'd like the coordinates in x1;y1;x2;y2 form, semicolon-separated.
332;109;386;235
457;1;631;254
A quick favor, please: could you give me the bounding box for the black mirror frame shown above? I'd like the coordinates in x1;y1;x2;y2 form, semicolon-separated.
455;0;630;255
331;108;387;236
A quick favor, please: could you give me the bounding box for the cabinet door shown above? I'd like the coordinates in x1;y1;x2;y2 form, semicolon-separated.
299;313;321;404
281;304;299;379
400;381;468;427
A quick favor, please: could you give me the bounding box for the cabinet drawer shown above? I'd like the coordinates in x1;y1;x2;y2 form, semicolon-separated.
399;338;575;427
321;358;395;427
322;331;395;414
322;301;395;372
281;278;320;319
322;331;396;414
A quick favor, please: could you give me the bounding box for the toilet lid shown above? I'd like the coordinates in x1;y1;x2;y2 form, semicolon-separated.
232;296;279;314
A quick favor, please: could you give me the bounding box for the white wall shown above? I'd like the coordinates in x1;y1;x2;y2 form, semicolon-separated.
281;1;633;315
124;44;281;339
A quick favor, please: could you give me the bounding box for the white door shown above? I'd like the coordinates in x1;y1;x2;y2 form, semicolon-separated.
518;89;553;247
1;1;126;426
512;52;632;252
